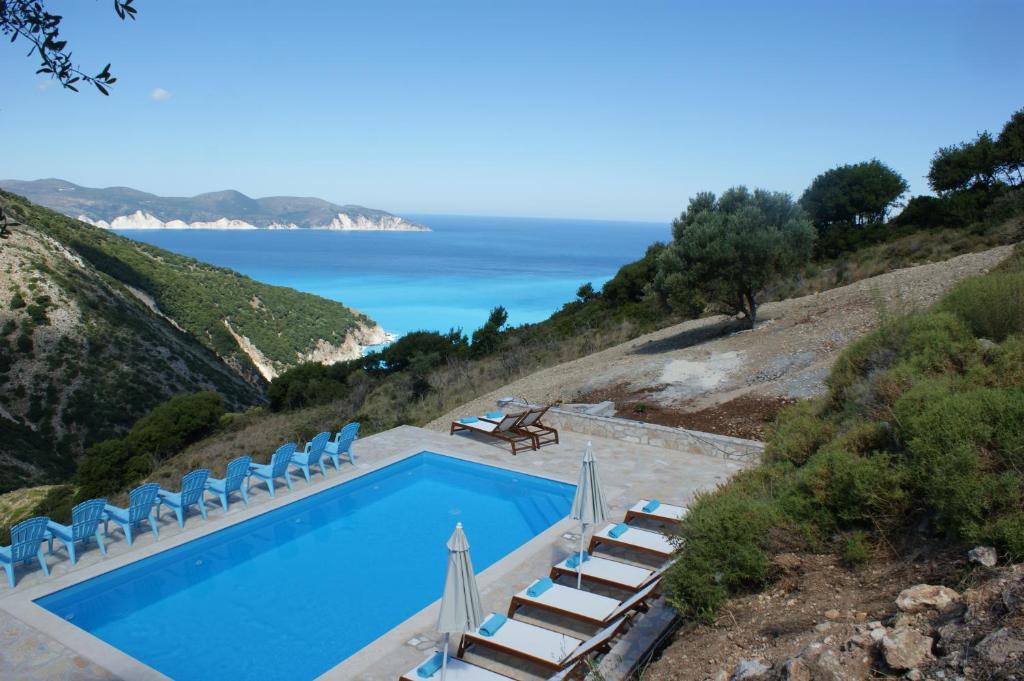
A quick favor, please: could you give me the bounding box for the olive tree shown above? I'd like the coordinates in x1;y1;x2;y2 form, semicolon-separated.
799;160;908;231
658;187;815;328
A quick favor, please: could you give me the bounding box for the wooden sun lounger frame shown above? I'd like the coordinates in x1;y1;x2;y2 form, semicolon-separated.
588;527;676;559
549;557;670;592
458;617;625;672
450;412;537;454
515;404;559;447
506;578;658;627
623;502;688;525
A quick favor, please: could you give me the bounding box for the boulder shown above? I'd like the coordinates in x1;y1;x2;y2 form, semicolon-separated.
967;546;997;568
779;657;810;681
731;658;771;681
975;627;1024;665
896;584;961;613
797;641;872;681
882;628;934;670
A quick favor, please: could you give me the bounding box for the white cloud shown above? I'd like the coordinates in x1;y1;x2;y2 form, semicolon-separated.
150;87;173;102
37;80;54;92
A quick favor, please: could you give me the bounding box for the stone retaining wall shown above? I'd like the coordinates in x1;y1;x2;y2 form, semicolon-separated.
544;407;764;462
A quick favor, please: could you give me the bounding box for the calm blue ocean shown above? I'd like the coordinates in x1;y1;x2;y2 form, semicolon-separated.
116;214;667;338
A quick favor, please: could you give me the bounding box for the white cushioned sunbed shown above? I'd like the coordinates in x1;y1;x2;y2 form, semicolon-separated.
460;614;625;671
551;554;654;590
509;579;659;627
511;582;619;623
590;524;675;557
400;654;511;681
625;500;688;523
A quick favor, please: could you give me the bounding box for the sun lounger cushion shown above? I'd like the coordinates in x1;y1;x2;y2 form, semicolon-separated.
609;523;630;538
565;551;591;569
518;583;619;622
417;652;444;678
480;613;507;637
470;615;582;665
486;411;503;419
527;577;553;597
643;499;661;513
459;417;478;424
556;555;654;589
405;655;509;681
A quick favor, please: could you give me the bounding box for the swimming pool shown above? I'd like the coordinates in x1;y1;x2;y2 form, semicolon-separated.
35;452;575;680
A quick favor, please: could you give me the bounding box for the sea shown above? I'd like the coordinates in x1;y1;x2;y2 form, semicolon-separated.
115;214;668;345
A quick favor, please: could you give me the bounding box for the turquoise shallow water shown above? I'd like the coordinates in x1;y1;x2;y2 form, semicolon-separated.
116;214;667;337
36;452;575;680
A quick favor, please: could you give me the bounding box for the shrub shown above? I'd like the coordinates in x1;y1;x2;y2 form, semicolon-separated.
941;271;1024;342
665;473;781;622
828;312;975;410
764;400;832;465
73;392;225;501
31;484;75;525
897;384;1024;553
124;392;224;460
841;530;873;567
785;448;908;531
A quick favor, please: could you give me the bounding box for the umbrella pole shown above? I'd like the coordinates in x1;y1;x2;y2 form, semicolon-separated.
441;633;449;681
577;522;587;589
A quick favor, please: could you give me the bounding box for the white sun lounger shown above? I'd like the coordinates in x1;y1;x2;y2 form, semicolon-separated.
589;524;676;558
624;500;689;524
400;653;574;681
509;579;658;626
400;654;511;681
550;554;657;591
459;614;625;671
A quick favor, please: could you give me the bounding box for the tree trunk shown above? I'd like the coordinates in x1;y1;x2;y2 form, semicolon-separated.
743;290;757;329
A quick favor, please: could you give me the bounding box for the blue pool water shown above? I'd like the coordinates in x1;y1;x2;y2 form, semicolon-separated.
36;453;574;680
116;214;667;337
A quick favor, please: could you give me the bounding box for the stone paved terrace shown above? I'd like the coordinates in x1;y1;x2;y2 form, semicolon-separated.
0;422;756;681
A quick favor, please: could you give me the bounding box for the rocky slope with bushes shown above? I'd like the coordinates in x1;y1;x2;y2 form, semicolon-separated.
640;245;1024;679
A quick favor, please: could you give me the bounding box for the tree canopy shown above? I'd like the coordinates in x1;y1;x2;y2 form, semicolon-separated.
1;0;136;94
799;160;908;231
928;110;1024;194
658;187;815;328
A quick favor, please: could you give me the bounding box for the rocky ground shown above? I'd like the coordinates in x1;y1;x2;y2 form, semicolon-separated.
641;548;1023;681
428;245;1015;438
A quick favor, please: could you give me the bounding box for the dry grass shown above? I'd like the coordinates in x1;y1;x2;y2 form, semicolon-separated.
0;485;55;528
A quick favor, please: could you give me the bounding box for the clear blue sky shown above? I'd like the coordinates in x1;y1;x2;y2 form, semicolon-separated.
3;0;1022;221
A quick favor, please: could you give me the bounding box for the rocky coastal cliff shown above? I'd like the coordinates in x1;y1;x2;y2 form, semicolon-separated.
77;210;430;232
0;179;431;232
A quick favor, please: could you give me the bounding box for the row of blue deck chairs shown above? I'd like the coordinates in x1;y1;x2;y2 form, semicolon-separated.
0;423;359;589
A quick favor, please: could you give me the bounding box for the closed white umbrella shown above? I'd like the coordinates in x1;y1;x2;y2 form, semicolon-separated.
436;522;484;680
570;441;609;588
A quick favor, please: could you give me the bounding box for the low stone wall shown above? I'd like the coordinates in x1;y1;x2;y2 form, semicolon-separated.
544;407;764;462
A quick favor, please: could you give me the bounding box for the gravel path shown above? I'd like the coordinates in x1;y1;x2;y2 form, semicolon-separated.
426;245;1015;431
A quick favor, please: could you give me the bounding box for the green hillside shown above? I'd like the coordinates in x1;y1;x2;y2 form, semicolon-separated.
0;190;378;379
0;190;379;491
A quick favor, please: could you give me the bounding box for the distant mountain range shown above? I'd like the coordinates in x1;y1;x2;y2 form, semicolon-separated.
0;178;430;232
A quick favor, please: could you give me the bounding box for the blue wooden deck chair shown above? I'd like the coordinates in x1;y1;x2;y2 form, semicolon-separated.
249;443;296;497
103;483;160;545
45;499;107;565
324;422;360;470
290;432;331;483
158;469;211;528
1;516;50;587
205;455;252;513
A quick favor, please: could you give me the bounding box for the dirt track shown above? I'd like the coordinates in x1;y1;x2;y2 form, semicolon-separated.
427;245;1015;434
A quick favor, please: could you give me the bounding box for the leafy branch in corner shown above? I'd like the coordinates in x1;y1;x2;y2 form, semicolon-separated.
0;0;137;95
